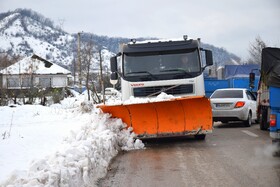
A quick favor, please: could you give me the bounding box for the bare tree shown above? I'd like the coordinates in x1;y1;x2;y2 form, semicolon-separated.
23;58;39;104
247;36;267;65
0;53;21;69
81;39;95;101
76;36;112;103
79;38;103;103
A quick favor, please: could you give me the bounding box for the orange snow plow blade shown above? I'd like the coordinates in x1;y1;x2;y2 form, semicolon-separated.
98;96;212;138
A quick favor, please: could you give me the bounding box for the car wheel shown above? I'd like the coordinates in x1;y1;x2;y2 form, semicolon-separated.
244;112;252;127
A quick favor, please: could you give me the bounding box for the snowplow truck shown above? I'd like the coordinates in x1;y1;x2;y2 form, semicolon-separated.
99;36;213;139
252;47;280;146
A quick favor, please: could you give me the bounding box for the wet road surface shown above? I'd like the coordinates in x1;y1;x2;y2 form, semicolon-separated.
98;123;280;187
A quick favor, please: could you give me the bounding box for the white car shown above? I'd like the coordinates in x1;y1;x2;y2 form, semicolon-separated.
105;88;119;96
210;88;257;127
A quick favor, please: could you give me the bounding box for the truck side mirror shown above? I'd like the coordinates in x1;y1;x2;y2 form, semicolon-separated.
110;56;118;72
205;50;213;66
249;72;255;89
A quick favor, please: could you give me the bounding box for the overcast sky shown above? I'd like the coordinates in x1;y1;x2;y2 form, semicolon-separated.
1;0;280;60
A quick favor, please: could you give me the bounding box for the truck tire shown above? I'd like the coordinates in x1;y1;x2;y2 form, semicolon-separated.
255;105;261;124
260;108;269;130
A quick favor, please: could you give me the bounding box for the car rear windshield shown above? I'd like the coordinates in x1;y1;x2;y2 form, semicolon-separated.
211;90;243;98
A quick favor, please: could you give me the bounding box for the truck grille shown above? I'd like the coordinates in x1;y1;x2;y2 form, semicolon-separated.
133;84;193;97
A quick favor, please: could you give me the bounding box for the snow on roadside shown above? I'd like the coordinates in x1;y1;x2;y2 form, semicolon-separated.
104;92;177;106
0;96;144;187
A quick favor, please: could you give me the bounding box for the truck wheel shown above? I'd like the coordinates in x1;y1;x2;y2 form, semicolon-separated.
260;108;269;130
244;112;252;127
255;106;260;124
194;134;206;140
255;117;260;124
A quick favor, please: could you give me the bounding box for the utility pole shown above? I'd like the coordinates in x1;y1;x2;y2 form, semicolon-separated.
73;58;76;87
99;49;105;104
77;32;82;93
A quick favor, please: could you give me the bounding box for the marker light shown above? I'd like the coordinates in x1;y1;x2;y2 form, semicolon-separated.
234;101;245;108
270;114;276;127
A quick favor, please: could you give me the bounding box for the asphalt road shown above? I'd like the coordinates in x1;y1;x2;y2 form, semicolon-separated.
98;122;280;187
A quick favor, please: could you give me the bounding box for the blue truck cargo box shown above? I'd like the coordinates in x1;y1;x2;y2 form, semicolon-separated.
204;79;229;97
270;86;280;109
204;77;259;97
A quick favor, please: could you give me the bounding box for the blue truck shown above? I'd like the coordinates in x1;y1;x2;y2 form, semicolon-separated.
204;64;260;97
252;47;280;152
204;77;259;97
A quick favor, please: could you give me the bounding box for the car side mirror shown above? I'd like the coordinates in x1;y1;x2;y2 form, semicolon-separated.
249;72;255;89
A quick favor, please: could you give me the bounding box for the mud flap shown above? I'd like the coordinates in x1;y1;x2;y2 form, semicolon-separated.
98;96;212;138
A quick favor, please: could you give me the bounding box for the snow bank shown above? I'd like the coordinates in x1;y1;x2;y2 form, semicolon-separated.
105;92;177;106
0;97;144;187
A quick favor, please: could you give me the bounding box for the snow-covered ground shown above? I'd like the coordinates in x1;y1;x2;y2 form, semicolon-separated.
0;94;144;187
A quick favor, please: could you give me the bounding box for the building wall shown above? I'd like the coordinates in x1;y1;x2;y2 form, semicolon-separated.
1;74;69;89
52;76;68;87
2;75;7;89
217;67;225;80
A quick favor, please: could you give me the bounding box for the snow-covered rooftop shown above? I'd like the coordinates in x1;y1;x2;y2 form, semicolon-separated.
0;54;71;75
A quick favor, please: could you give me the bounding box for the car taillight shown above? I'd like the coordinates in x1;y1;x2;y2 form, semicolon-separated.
270;114;276;127
234;101;245;108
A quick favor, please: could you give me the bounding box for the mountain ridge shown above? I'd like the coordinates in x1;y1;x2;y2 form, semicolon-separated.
0;8;241;71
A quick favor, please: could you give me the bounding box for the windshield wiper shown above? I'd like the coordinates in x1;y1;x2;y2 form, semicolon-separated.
126;71;158;80
160;68;192;77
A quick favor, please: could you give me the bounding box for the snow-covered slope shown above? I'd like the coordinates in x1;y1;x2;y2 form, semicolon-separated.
0;9;74;67
0;9;117;72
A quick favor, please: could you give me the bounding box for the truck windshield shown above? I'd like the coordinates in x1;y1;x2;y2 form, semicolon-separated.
123;49;201;81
